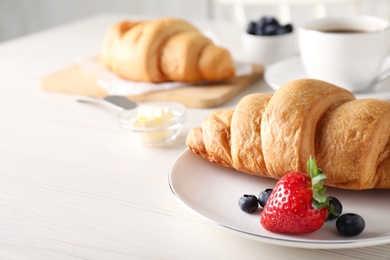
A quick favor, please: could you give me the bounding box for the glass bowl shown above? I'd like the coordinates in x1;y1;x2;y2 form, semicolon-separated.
118;102;186;146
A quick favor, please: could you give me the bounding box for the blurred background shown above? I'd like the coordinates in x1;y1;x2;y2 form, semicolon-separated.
1;0;390;42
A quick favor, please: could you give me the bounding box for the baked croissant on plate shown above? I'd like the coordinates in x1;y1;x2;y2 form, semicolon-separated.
186;79;390;190
101;17;235;83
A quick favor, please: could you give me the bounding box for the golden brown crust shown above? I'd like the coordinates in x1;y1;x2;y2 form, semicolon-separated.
261;79;355;179
198;44;235;82
101;18;235;83
376;137;390;189
201;110;234;167
186;127;208;159
186;78;390;190
316;99;390;189
160;30;211;82
230;93;272;176
101;21;141;73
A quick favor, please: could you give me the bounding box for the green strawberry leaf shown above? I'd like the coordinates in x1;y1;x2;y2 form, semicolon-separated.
313;189;327;203
328;202;341;217
312;174;327;188
312;199;328;209
307;156;330;210
308;157;322;178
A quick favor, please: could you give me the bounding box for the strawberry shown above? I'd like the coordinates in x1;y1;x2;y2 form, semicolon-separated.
260;157;335;234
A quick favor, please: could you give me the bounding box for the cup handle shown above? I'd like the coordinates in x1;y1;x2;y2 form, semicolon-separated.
366;54;390;91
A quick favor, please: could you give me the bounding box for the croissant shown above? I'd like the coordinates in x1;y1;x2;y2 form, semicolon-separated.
186;79;390;190
101;18;235;83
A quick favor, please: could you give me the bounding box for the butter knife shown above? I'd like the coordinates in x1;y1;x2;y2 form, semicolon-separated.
76;95;138;110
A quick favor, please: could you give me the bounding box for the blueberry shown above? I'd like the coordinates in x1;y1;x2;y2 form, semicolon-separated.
246;21;257;35
256;26;265;36
327;196;343;221
239;194;258;213
336;213;365;236
258;188;273;207
284;23;294;33
275;26;289;35
256;16;279;35
258;16;279;29
247;16;293;36
263;24;278;35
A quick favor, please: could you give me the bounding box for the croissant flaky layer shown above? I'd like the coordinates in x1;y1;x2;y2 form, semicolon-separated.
101;18;235;83
186;79;390;190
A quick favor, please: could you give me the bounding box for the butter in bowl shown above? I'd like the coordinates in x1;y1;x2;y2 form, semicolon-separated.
119;102;186;146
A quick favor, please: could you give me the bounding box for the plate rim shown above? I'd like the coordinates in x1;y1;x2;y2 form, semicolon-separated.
168;148;390;249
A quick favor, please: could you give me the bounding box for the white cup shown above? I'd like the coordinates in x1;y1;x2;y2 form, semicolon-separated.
299;16;390;92
242;32;296;66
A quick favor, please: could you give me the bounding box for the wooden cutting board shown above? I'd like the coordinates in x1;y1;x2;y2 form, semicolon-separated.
39;58;264;108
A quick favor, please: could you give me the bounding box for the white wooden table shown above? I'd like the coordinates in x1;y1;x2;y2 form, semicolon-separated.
0;13;389;259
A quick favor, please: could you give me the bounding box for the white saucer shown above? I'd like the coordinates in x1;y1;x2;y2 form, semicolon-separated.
264;56;390;100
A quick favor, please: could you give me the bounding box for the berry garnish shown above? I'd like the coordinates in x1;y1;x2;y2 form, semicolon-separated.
260;157;332;234
336;213;365;236
239;194;259;213
327;196;343;221
258;189;273;208
246;16;293;36
246;21;257;35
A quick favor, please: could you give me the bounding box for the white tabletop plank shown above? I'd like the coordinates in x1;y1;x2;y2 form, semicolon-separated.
0;13;388;259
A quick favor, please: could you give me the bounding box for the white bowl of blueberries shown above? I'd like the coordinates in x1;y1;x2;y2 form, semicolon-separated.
242;16;296;65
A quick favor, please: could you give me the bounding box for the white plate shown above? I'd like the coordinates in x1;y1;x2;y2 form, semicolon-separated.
264;56;390;100
169;149;390;249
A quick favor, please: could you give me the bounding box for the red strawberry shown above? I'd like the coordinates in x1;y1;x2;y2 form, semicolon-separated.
260;157;332;234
